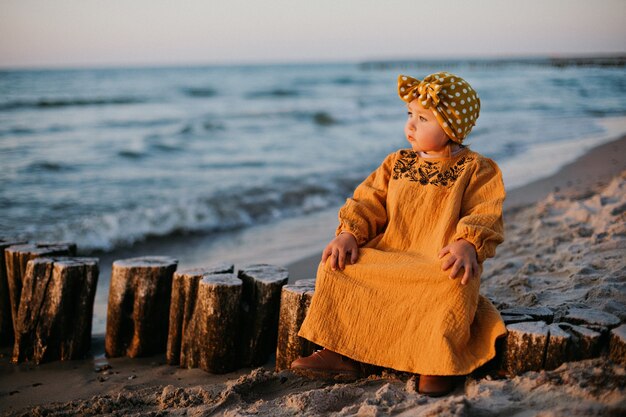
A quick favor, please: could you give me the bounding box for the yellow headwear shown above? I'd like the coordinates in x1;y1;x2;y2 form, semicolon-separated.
398;72;480;143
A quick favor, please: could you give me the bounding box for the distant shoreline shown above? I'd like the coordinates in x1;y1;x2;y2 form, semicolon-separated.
359;54;626;70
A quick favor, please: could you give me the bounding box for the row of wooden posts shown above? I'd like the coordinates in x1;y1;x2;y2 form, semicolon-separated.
0;240;319;373
1;239;625;376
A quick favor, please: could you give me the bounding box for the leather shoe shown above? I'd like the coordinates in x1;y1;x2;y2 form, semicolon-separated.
291;349;360;379
418;375;456;397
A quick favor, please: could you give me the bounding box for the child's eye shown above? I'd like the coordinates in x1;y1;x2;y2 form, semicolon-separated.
407;111;412;117
420;116;428;122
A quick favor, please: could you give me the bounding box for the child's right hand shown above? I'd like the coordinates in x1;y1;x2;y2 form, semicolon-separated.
321;231;359;271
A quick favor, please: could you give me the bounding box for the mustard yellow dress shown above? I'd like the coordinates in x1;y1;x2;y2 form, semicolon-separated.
298;147;507;376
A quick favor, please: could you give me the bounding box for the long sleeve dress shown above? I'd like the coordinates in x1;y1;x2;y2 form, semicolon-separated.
298;147;507;376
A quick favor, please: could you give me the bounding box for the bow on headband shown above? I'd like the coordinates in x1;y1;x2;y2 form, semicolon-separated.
398;75;441;109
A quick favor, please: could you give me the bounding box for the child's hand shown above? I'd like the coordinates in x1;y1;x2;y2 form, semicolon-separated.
438;239;479;285
321;232;359;271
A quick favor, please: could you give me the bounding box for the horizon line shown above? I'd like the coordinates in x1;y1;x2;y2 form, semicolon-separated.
1;52;625;72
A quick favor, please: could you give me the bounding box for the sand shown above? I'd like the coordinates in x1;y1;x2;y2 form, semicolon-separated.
1;136;625;416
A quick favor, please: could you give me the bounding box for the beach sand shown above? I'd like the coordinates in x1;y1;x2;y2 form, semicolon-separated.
1;136;625;416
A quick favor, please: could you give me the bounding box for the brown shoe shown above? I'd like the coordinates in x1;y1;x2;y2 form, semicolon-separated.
291;349;360;379
418;375;456;397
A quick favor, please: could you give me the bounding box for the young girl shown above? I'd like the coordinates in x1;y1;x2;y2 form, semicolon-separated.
292;72;507;396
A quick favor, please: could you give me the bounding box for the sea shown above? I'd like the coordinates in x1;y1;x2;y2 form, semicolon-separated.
1;59;626;335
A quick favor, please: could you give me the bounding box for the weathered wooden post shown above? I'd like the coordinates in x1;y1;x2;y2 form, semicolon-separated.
500;321;549;375
238;264;289;367
166;263;234;365
179;273;242;373
609;324;626;365
0;239;26;346
544;323;572;370
12;257;99;364
4;242;76;342
105;256;177;358
275;278;318;372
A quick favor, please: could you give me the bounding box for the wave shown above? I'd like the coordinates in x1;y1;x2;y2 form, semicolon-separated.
199;161;267;169
332;76;371;85
178;120;225;136
22;160;77;173
181;87;218;97
224;109;338;126
117;149;145;159
18;175;364;252
312;111;337;126
246;89;300;99
102;118;180;129
0;124;73;137
0;96;146;111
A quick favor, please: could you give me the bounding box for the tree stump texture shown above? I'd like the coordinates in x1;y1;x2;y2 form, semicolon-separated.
559;323;602;360
4;242;76;342
609;324;626;365
500;321;549;375
0;239;26;345
179;273;242;373
275;278;318;372
166;263;234;365
105;256;177;358
544;323;571;370
12;257;98;364
238;264;289;367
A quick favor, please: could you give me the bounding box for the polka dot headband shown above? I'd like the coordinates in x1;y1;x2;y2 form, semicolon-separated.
398;72;480;143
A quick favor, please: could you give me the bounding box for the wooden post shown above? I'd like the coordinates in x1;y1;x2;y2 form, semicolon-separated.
238;264;289;367
500;321;549;375
12;257;99;364
179;273;242;373
275;279;318;372
0;239;26;346
544;323;572;370
105;256;177;358
609;324;626;365
4;242;76;342
166;263;234;365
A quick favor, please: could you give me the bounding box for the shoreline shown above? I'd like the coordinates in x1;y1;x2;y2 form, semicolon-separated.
0;134;625;415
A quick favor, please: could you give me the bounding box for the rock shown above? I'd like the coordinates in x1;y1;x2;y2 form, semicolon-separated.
545;323;572;370
609;324;626;365
562;307;621;329
499;306;554;323
500;321;549;375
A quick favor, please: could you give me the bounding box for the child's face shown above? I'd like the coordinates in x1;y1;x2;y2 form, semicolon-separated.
404;100;450;154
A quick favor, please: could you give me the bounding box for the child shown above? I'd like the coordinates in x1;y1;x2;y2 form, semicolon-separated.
292;72;507;397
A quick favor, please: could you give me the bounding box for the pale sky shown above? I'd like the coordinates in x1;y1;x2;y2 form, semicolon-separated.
1;0;625;68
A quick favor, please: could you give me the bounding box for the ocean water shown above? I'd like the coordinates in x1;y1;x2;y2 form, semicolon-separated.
1;60;626;254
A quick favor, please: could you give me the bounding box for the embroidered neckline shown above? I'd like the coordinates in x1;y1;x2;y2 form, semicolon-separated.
392;150;474;187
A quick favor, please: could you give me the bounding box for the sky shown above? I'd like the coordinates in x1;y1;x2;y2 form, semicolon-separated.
1;0;625;69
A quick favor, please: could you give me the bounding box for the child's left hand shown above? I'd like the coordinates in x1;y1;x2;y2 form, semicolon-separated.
438;239;479;285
